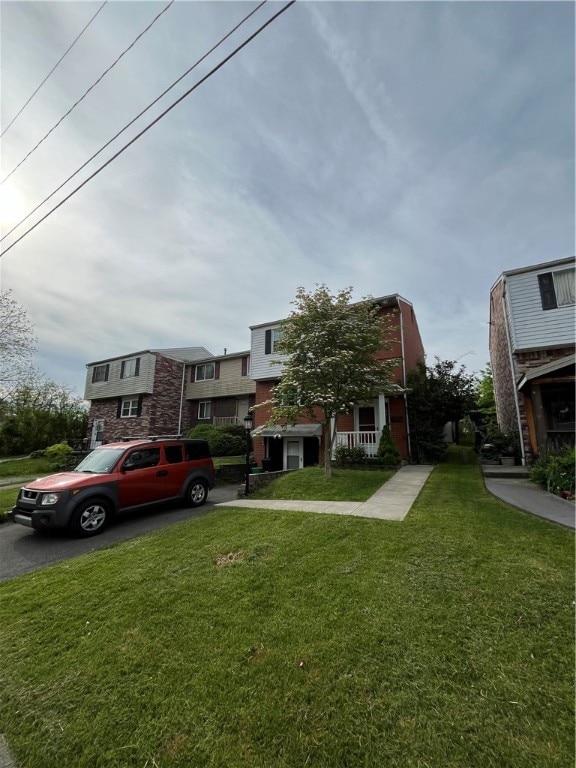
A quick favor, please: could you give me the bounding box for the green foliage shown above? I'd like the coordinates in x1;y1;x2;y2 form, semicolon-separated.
376;426;401;466
186;424;246;456
407;358;477;463
478;428;520;461
0;377;88;457
530;445;575;498
260;284;400;477
44;442;74;471
334;444;367;467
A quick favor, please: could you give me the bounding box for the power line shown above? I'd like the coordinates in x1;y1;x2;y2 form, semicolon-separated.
0;0;296;258
1;0;175;184
1;0;268;244
1;1;109;138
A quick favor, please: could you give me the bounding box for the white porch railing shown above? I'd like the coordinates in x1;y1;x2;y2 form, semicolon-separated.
333;430;381;458
213;416;240;426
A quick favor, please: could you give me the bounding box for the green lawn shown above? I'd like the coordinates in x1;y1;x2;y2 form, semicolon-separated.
0;449;573;768
250;465;395;501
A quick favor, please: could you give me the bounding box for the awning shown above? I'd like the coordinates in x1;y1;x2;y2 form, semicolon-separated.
517;353;575;391
252;424;323;439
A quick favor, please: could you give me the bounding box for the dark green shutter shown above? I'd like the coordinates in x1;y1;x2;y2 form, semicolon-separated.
265;329;272;354
538;273;557;310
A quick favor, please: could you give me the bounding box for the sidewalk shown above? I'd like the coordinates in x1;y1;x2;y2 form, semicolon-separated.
216;464;435;521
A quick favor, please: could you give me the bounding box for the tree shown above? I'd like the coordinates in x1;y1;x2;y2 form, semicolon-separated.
260;285;400;477
0;375;88;456
406;358;477;463
471;363;498;440
0;290;37;405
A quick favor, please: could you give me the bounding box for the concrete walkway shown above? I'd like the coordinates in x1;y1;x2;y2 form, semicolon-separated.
216;464;435;521
484;475;575;529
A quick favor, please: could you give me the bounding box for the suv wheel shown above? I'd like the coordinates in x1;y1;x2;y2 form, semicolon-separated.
70;499;110;537
185;479;208;507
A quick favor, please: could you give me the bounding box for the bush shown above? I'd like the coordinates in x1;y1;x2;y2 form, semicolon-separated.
44;443;74;471
334;444;366;467
376;427;401;467
530;445;575;498
186;424;246;456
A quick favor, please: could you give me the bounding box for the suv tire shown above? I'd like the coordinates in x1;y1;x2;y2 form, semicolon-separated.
70;498;111;537
185;479;208;507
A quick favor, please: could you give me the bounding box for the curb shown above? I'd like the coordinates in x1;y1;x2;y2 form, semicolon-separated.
0;734;17;768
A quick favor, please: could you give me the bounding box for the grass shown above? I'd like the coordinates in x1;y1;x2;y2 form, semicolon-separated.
250;465;395;501
0;448;573;767
0;456;51;478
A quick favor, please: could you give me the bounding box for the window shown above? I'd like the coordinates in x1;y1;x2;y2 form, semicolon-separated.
121;398;139;417
92;364;109;383
538;269;575;310
198;401;211;420
196;363;215;381
165;445;183;464
121;357;140;378
264;328;282;355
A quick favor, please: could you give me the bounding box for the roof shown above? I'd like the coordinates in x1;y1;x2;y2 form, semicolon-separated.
252;424;323;438
517;353;576;390
490;256;575;293
249;293;409;330
86;347;212;366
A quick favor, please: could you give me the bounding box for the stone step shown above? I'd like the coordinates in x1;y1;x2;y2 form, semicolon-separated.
481;465;530;479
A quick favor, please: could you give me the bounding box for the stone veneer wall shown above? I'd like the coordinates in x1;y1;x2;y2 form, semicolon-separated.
489;279;518;435
87;354;189;443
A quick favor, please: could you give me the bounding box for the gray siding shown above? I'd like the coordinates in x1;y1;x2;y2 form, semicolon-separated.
506;266;575;351
185;356;255;399
84;353;156;399
250;325;288;380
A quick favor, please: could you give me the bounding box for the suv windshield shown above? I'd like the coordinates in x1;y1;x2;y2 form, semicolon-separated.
75;448;126;474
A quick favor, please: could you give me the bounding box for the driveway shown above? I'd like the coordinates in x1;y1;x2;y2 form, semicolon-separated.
0;484;239;583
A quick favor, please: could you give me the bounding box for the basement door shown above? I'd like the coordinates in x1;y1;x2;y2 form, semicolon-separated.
284;438;303;470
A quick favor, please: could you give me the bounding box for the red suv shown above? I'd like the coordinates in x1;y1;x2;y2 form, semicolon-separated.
11;437;215;537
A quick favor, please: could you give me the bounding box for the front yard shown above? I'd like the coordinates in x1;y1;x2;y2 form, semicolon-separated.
0;451;573;767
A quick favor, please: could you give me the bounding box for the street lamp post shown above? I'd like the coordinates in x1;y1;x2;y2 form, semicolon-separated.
243;413;253;497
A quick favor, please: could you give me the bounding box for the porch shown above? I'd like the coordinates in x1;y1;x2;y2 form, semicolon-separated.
333;430;381;458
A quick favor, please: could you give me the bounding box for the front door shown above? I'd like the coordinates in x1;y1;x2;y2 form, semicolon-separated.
284;438;303;470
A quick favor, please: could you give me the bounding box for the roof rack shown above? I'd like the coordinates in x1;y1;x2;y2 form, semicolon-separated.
147;434;183;441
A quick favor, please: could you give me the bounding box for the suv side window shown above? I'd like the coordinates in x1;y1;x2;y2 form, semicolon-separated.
185;441;210;460
124;447;161;470
165;445;183;464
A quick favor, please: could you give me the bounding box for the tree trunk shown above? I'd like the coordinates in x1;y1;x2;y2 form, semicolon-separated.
324;418;334;478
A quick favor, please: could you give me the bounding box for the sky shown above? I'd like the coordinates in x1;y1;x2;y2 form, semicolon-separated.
1;0;574;398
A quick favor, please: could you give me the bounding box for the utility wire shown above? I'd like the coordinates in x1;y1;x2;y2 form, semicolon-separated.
0;0;296;258
1;0;175;184
1;1;109;138
1;0;268;244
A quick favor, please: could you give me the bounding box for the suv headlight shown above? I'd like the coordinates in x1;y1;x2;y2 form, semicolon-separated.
41;493;60;505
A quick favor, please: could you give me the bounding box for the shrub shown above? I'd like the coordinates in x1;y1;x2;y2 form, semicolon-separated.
334;444;366;467
44;443;74;471
530;445;575;498
187;424;246;456
376;426;401;467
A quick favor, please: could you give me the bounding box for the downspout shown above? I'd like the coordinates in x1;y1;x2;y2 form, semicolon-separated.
399;302;412;459
177;362;186;436
501;286;527;466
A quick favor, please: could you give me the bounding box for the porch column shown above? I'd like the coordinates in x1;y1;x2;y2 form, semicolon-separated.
378;394;387;430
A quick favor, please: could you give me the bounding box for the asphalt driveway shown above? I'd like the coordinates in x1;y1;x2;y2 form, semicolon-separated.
0;484;239;583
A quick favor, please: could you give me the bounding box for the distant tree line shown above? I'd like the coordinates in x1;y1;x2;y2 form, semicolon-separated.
0;290;88;456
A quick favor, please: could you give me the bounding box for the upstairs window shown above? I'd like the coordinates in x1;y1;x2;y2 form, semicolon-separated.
120;357;140;379
92;364;109;383
196;363;215;381
264;328;282;355
538;269;575;310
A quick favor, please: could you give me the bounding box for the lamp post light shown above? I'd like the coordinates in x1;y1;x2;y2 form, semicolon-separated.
243;413;253;497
